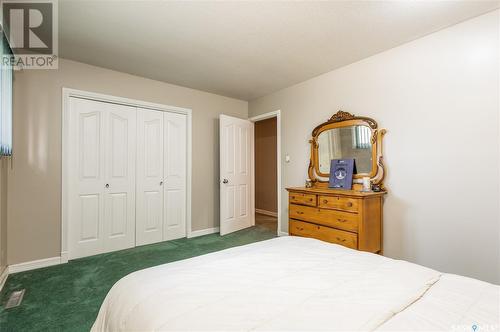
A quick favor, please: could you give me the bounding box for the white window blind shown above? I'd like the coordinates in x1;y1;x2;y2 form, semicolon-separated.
352;126;371;149
0;31;13;157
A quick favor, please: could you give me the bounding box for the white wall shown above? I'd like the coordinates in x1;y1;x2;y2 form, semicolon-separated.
249;11;500;283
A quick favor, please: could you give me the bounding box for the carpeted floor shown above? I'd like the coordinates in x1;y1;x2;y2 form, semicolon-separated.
0;224;275;332
255;213;277;233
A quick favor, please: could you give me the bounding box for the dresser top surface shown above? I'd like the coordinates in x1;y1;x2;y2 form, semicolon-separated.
286;186;387;197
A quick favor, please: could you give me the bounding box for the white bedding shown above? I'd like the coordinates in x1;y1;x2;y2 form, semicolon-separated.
92;237;499;331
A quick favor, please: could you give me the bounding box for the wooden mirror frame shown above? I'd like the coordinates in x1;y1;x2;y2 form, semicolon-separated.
308;110;387;190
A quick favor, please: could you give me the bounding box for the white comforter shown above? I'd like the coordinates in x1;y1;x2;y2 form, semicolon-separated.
92;237;499;331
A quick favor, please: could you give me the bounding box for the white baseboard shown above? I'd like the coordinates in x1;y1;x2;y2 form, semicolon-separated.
0;266;8;291
5;229;222;275
60;251;69;264
0;256;66;290
279;231;289;237
255;209;278;217
188;227;220;238
8;256;63;274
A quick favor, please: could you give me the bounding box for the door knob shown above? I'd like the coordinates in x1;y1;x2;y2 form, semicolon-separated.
105;184;109;188
160;181;163;186
223;179;229;184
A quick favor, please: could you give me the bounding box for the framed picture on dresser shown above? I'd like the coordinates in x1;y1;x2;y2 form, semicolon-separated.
328;158;355;189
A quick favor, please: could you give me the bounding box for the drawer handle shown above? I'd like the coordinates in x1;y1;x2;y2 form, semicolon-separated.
296;211;304;215
346;202;353;207
337;219;348;223
309;198;313;201
336;237;346;242
323;199;328;204
291;196;296;200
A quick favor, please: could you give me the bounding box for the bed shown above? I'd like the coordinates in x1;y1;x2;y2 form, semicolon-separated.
91;237;499;331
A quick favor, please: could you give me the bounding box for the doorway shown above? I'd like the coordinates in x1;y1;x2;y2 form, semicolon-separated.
218;111;281;237
250;111;281;236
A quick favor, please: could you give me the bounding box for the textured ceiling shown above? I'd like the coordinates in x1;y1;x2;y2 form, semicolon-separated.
59;1;500;100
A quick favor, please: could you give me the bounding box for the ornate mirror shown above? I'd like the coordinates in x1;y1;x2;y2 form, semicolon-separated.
308;111;387;190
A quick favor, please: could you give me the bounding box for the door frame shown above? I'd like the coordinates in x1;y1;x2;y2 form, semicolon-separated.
249;110;283;237
61;88;192;262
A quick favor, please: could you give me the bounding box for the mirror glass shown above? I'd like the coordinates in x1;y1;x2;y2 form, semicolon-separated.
317;125;373;174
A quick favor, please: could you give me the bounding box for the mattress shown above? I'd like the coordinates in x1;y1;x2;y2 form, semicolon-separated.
91;236;499;331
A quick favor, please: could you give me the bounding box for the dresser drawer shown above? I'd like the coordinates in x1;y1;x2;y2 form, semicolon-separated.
289;192;317;206
289;204;359;232
289;219;358;249
318;195;359;213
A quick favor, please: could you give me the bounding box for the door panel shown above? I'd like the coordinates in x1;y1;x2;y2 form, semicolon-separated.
103;103;136;253
109;113;129;178
238;184;248;218
144;191;162;231
69;98;106;259
79;194;100;241
108;192;127;237
220;115;254;236
163;112;187;241
165;189;182;229
79;112;101;179
226;185;236;220
238;126;248;175
136;108;164;245
224;124;235;175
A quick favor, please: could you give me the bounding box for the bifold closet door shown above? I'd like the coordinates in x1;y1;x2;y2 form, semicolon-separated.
136;108;164;245
136;109;187;245
163;112;187;240
68;98;136;259
103;103;137;253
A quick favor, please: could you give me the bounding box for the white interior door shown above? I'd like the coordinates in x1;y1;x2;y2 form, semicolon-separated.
219;114;254;236
136;108;164;246
103;103;136;253
69;98;136;259
163;112;187;240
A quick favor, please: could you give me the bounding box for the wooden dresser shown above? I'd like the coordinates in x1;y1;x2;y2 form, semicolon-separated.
287;187;386;253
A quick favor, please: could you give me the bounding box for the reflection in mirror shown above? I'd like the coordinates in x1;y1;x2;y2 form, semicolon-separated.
318;125;373;174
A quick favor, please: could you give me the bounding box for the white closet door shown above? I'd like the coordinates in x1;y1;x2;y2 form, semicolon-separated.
136;108;164;245
69;97;136;259
103;103;137;253
68;97;106;259
163;112;187;240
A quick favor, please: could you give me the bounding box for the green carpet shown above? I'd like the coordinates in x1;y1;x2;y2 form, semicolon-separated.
0;225;275;332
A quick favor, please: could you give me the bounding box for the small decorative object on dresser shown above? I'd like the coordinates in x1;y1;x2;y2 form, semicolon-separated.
328;159;354;189
362;176;371;192
287;110;387;253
